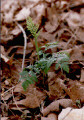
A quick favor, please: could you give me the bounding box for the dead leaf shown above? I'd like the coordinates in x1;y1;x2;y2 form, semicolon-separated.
45;21;57;33
48;113;58;120
48;74;66;100
76;28;84;43
70;46;84;62
11;26;21;36
42;99;73;116
14;82;46;108
15;7;30;21
1;26;8;36
1;117;8;120
66;11;81;29
41;113;58;120
80;69;84;82
39;31;55;42
7;54;14;65
2;93;12;101
1;54;9;63
56;1;68;9
4;80;9;86
31;4;46;25
4;12;13;24
1;45;6;55
58;107;84;120
67;81;84;103
41;117;49;120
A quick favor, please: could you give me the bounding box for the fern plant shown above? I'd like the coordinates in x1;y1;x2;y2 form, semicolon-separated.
20;17;70;91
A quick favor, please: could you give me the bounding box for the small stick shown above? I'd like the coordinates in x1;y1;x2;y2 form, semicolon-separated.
12;89;24;113
1;86;15;96
16;22;27;71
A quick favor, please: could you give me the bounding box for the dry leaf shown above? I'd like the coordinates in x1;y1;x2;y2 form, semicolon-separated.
48;76;66;100
41;113;58;120
48;113;58;120
45;21;57;33
14;82;46;108
4;12;13;24
1;45;6;55
80;69;84;82
39;31;55;42
1;26;8;36
76;28;84;42
67;81;84;103
1;117;8;120
42;99;73;116
11;26;21;36
66;11;81;28
15;7;30;21
58;107;84;120
1;54;9;63
70;46;84;62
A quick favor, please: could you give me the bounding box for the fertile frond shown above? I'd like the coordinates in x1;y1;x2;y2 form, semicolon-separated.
26;17;40;59
26;17;39;37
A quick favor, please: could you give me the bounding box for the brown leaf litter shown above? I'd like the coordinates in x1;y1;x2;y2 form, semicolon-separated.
1;0;84;119
41;113;58;120
42;99;73;116
13;83;46;109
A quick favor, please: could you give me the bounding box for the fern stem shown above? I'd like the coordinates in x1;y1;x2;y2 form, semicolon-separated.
35;37;39;59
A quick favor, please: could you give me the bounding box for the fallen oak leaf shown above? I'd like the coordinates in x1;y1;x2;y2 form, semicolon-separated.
7;54;14;66
14;83;46;108
48;113;58;120
1;53;14;66
1;54;9;63
1;117;8;120
58;107;84;120
41;113;58;120
67;81;84;103
42;99;73;116
80;69;84;83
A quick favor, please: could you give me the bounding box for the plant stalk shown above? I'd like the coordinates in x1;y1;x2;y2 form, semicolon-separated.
35;37;39;59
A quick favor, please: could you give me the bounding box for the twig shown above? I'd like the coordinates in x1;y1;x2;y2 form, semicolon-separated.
2;96;15;116
12;89;24;113
1;86;15;96
16;22;27;71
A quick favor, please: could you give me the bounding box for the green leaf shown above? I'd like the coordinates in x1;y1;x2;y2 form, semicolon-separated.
20;71;28;76
55;63;60;70
29;71;38;82
33;67;40;74
45;57;55;73
43;42;58;50
60;63;69;73
22;80;29;91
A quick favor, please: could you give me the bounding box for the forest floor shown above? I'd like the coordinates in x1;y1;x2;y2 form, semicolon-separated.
1;0;84;120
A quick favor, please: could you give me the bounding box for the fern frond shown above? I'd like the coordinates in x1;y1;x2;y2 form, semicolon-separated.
26;17;39;37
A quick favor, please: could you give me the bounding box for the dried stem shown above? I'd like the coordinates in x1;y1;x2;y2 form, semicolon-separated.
16;22;27;71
